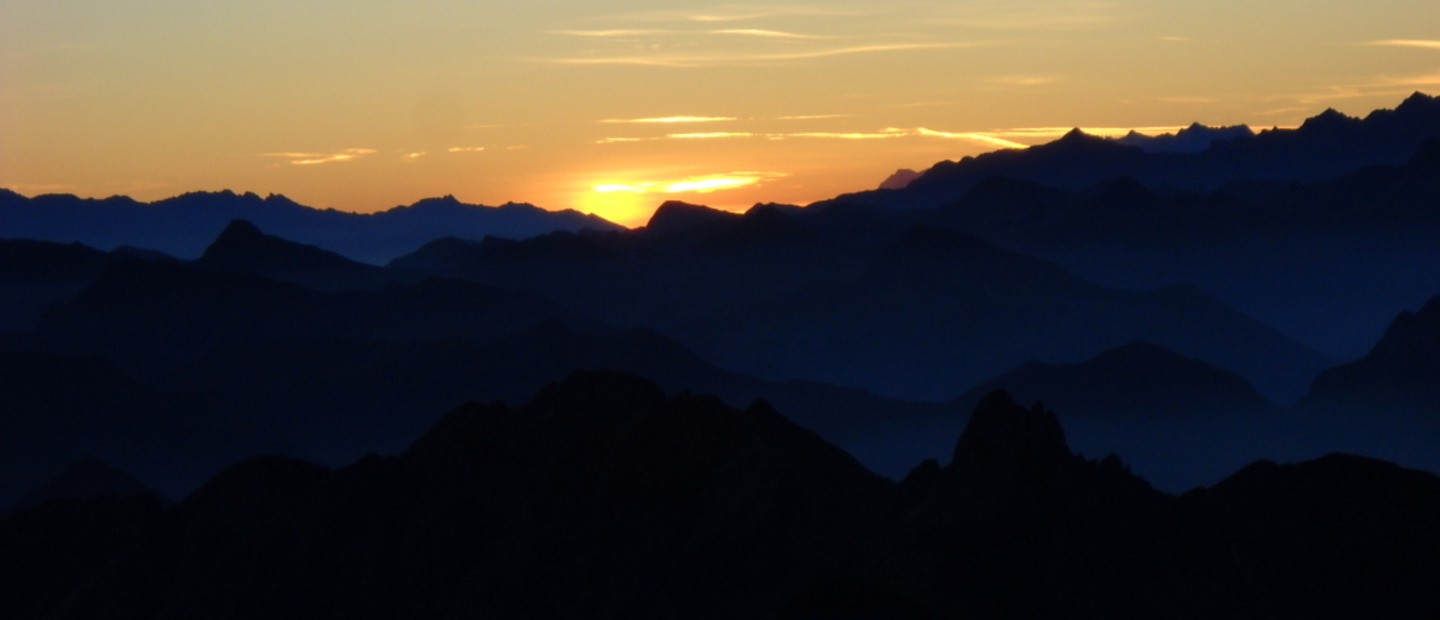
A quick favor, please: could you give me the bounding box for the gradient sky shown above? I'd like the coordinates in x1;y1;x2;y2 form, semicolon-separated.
2;1;1437;225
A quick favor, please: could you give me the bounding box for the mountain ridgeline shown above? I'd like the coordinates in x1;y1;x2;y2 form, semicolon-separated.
3;94;1440;617
3;372;1439;619
0;190;623;264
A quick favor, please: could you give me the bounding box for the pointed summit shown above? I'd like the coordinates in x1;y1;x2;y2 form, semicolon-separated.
951;390;1072;483
196;219;375;276
644;200;738;236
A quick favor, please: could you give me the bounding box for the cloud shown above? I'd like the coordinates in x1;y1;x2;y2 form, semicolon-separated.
549;29;672;37
261;148;377;166
985;75;1061;86
403;152;428;161
623;5;862;23
1365;39;1440;50
710;29;826;39
602;116;738;124
593;171;787;194
596;126;1037;149
549;42;980;67
447;146;486;153
668;132;757;139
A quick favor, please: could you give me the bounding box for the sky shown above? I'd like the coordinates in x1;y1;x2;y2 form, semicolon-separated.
2;1;1437;226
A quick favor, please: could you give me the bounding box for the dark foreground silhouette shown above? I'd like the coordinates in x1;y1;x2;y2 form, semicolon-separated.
4;371;1438;619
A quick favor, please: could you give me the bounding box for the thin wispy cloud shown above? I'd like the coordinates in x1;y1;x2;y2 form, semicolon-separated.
549;42;980;67
669;132;757;139
549;29;672;37
593;171;787;194
602;116;738;124
710;29;826;39
447;146;486;153
1365;40;1440;50
625;5;863;23
985;75;1061;86
261;148;377;166
596;126;1036;149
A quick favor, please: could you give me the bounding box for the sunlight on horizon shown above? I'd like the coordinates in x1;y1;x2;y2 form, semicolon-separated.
2;1;1437;219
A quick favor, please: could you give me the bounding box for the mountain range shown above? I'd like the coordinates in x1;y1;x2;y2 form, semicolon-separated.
4;372;1438;619
0;190;622;264
3;93;1440;617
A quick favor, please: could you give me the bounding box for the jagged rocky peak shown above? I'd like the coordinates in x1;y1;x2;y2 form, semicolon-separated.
1299;107;1362;131
950;390;1072;481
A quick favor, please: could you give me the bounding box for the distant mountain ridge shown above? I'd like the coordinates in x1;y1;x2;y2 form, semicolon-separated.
823;91;1440;212
0;189;623;264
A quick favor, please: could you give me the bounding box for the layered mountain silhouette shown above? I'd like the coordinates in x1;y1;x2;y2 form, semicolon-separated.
0;189;622;264
393;211;1326;403
4;372;1438;619
825;91;1440;211
957;340;1278;420
7;458;164;516
1114;122;1256;153
1289;297;1440;472
955;341;1286;490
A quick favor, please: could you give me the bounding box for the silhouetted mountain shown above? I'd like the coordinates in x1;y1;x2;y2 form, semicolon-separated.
0;188;623;264
9;374;1437;618
0;239;140;333
8;458;163;516
0;350;160;509
393;214;1326;403
192;219;392;289
820;92;1440;212
954;342;1284;491
1299;296;1440;416
11;259;584;381
1114;122;1255;153
958;341;1278;419
878;168;922;189
642;200;741;237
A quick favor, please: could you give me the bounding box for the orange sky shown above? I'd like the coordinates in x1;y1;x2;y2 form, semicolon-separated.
3;1;1438;225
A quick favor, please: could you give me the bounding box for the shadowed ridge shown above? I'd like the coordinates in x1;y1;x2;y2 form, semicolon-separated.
194;219;375;277
950;390;1071;485
956;340;1280;421
9;458;165;516
1299;295;1440;416
644;200;739;236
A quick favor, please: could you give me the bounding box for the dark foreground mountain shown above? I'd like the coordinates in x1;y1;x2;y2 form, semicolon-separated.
4;372;1438;619
7;458;164;516
0;189;623;264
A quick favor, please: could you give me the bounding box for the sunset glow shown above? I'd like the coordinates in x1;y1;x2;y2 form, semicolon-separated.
2;1;1436;224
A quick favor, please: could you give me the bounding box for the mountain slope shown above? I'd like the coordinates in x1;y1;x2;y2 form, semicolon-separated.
0;189;623;264
6;375;1439;619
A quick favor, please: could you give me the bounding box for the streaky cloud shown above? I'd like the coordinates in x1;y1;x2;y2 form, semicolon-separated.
1366;39;1440;50
548;29;672;37
710;29;827;39
548;42;980;67
602;116;738;124
261;148;377;166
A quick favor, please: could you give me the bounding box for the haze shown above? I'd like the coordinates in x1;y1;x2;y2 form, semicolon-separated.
3;0;1437;225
